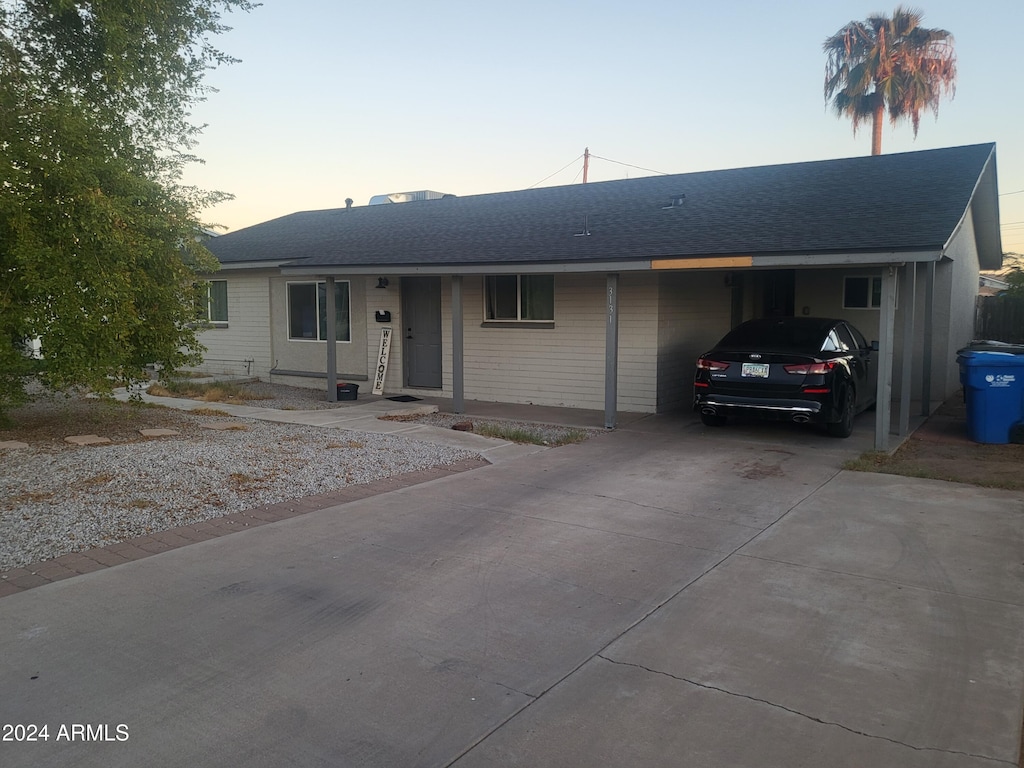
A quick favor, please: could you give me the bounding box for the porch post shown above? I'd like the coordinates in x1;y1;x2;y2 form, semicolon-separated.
898;262;916;436
325;276;338;402
605;273;619;429
921;261;936;416
874;266;897;451
451;275;464;414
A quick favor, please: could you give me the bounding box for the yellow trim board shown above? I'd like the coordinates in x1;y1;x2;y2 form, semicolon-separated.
651;256;753;270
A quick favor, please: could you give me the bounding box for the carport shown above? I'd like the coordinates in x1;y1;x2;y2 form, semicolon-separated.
433;257;939;451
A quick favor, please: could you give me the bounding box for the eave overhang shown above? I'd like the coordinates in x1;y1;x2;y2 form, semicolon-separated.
276;249;942;277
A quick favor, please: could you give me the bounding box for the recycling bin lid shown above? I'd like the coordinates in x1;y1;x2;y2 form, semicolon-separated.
957;340;1024;355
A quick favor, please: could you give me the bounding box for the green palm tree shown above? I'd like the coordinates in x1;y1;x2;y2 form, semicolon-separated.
824;6;957;155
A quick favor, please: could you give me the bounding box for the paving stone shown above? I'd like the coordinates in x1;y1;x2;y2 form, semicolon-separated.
85;549;131;567
54;555;106;574
199;422;248;431
139;428;180;437
31;562;78;582
6;572;49;589
0;440;30;450
64;434;111;445
0;581;23;598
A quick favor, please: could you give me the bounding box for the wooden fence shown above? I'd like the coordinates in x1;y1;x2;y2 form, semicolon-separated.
977;295;1024;343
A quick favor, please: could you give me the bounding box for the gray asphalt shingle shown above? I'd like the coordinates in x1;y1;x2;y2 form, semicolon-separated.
207;143;995;268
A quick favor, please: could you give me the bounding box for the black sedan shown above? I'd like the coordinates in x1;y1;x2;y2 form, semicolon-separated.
693;317;877;438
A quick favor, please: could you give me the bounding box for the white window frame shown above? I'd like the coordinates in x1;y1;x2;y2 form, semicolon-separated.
287;280;352;342
483;274;554;324
843;274;901;311
206;280;228;324
842;275;895;310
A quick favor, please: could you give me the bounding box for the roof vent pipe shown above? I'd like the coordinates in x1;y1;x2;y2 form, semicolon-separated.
345;198;353;209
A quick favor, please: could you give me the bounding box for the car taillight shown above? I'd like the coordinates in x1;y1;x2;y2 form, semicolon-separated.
783;361;836;375
697;359;730;372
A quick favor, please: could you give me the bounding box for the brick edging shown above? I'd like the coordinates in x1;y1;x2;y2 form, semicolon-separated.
0;457;490;599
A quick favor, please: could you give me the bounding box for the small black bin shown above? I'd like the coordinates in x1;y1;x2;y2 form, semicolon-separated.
337;383;359;401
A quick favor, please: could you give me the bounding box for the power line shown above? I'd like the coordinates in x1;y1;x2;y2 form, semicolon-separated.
527;155;583;189
588;153;671;177
1000;190;1024;196
528;150;671;189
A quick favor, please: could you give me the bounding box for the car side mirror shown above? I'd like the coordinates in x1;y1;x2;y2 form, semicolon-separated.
870;340;879;352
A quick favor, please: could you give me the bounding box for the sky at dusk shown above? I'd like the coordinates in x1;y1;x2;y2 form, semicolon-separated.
181;0;1024;258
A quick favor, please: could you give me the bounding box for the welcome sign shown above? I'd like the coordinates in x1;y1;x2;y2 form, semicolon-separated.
372;327;392;395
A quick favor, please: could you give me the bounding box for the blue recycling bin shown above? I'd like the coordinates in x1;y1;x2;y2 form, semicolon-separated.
956;350;1024;444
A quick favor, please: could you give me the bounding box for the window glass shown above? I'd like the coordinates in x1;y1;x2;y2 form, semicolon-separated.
521;275;554;320
835;324;857;351
843;276;884;309
843;277;870;308
845;323;868;350
208;280;228;322
485;275;553;322
719;319;831;353
485;275;519;320
289;282;350;341
821;330;841;352
870;277;882;308
289;283;318;339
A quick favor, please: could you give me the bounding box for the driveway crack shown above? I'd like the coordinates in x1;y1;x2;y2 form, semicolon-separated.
595;654;1015;765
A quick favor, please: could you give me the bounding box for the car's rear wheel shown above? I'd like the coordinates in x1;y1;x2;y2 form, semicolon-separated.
826;386;855;438
700;411;727;427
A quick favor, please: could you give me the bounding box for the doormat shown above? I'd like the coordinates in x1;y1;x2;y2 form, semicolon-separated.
387;395;422;402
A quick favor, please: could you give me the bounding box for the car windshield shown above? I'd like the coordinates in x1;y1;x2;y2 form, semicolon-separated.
716;319;832;353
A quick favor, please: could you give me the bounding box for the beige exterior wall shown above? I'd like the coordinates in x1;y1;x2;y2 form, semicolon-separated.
267;275;370;386
935;211;982;397
193;270;274;378
657;271;734;411
450;274;659;412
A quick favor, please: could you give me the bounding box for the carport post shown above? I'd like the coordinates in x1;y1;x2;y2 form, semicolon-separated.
604;273;619;429
898;263;916;436
874;266;897;451
921;261;935;416
325;276;338;402
451;275;464;414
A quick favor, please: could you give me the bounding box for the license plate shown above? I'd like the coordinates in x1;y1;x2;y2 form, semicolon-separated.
741;362;770;378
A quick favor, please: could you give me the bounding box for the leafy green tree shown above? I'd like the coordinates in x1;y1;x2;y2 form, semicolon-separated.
0;0;254;417
823;6;956;155
1003;253;1024;296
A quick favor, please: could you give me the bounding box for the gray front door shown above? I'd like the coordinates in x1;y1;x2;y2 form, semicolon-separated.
401;277;443;388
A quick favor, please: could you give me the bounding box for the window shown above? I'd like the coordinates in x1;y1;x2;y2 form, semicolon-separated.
193;280;227;324
484;275;554;322
843;276;883;309
287;281;350;341
206;280;228;323
835;323;859;352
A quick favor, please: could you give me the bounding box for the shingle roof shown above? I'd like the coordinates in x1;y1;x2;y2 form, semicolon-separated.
207;143;997;269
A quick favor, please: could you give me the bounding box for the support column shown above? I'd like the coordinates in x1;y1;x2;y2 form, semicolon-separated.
874;266;897;451
604;274;619;429
325;276;337;402
921;261;936;416
898;262;916;436
451;275;464;414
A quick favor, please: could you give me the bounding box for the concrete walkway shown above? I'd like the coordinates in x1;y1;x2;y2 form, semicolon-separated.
112;386;564;464
1;406;1021;767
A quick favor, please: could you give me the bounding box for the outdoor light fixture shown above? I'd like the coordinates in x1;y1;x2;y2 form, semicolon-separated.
376;277;389;289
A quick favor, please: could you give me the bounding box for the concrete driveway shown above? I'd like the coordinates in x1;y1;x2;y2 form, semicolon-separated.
1;415;1022;767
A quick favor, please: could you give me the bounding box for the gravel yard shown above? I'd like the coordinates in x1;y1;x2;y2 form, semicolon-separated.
0;387;480;571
